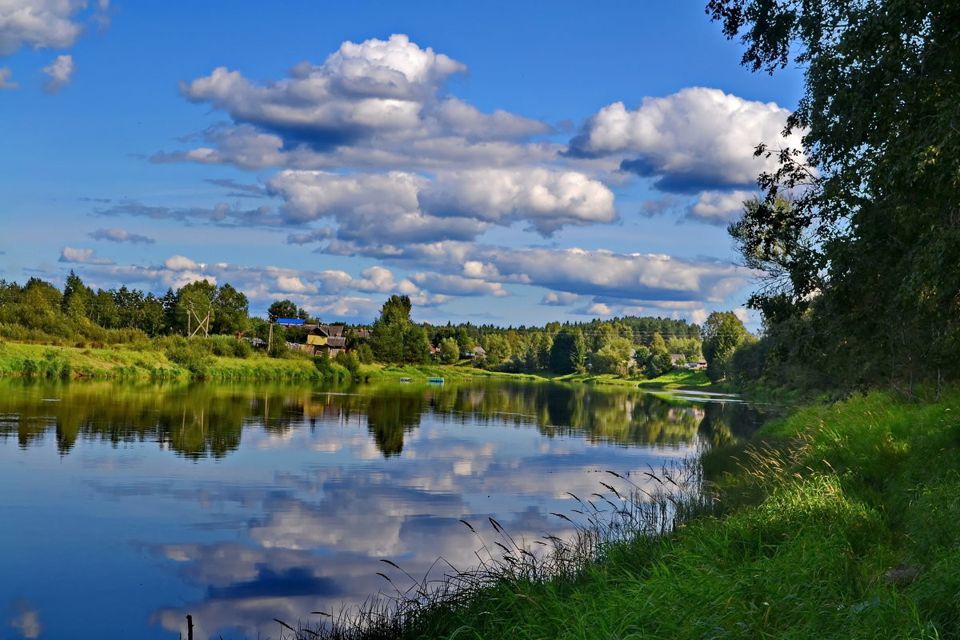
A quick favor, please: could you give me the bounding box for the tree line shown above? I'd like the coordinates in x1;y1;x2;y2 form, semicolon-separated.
1;275;754;380
366;294;747;379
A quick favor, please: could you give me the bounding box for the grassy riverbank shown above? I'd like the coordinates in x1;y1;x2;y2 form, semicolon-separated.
0;340;325;381
0;339;708;389
316;387;960;639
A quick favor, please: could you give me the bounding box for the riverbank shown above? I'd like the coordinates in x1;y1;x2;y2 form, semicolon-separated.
0;340;327;381
316;386;960;639
0;339;707;389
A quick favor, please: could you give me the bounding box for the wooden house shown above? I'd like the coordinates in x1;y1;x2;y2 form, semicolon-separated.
305;324;348;357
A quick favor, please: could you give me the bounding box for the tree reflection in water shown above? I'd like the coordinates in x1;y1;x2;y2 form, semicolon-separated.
0;380;769;459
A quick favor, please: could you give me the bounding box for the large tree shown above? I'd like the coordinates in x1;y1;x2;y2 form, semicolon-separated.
702;311;750;382
212;284;249;335
370;295;429;364
709;0;960;385
549;328;586;374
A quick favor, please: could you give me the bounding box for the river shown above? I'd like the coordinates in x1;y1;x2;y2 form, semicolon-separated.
0;379;765;639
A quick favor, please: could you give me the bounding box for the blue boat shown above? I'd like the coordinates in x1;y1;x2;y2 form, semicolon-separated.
427;377;445;384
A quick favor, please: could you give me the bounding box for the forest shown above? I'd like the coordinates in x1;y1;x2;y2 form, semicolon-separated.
0;274;751;381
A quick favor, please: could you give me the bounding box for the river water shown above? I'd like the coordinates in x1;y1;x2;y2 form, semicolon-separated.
0;379;764;639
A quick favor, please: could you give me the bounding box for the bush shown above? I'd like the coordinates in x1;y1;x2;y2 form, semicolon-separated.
335;350;361;376
161;337;212;378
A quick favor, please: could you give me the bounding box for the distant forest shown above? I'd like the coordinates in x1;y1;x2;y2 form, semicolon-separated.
0;274;751;379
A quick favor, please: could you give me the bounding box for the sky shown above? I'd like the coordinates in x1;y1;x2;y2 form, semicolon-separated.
0;1;804;328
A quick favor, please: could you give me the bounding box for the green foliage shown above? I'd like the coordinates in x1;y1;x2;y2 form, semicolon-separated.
711;0;960;389
702;311;749;382
334;350;361;376
589;335;634;374
267;299;301;323
354;342;375;364
160;336;213;378
549;329;586;374
211;283;249;335
439;337;460;364
370;295;431;364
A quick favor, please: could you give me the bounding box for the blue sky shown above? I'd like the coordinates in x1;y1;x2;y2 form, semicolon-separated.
0;1;803;327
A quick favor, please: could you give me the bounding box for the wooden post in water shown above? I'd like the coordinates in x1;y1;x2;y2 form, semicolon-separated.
186;614;194;640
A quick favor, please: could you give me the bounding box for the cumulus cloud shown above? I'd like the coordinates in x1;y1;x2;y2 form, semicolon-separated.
267;170;487;246
275;275;317;294
164;255;200;271
89;227;155;244
62;257;460;319
0;1;102;55
315;239;753;310
0;65;16;89
59;246;113;265
569;87;804;192
42;53;73;92
411;272;508;297
181;34;469;148
686;190;753;224
469;246;752;304
157;34;558;172
541;291;581;306
267;167;614;244
419;168;616;235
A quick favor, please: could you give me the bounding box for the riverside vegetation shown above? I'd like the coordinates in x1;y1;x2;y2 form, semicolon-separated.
281;387;960;639
0;274;741;386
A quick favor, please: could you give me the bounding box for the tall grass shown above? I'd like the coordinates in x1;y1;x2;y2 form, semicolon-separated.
260;461;710;640
252;388;960;639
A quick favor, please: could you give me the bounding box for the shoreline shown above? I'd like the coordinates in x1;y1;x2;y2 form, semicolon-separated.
292;385;960;639
0;339;713;390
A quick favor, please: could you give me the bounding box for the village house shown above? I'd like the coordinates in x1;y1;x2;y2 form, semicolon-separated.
305;324;348;357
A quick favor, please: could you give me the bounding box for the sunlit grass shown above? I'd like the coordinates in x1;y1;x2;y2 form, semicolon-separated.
282;387;960;639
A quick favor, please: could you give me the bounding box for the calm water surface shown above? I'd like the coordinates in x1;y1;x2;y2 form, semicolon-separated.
0;379;764;639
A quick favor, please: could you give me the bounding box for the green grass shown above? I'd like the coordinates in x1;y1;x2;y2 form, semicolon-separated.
0;340;324;382
361;362;547;383
300;386;960;639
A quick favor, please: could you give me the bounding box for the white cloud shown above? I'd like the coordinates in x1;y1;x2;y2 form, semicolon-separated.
540;291;580;306
10;601;41;639
59;246;113;265
0;65;16;89
89;227;155;244
42;53;73;92
586;302;613;316
180;34;467;145
159;34;557;172
0;1;88;55
164;255;200;271
267;167;615;245
687;190;753;225
275;275;316;294
316;239;754;310
473;246;751;303
411;272;508;297
569;87;804;192
419;168;616;235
